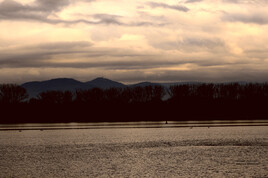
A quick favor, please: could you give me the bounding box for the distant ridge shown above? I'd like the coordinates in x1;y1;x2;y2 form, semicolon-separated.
22;78;84;98
86;77;126;89
21;77;126;98
21;77;252;98
129;82;162;88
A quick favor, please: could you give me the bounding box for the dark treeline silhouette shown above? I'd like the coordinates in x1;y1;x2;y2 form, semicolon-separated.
0;84;28;104
1;83;268;123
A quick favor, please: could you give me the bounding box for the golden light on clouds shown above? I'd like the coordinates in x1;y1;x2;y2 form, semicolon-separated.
0;0;268;83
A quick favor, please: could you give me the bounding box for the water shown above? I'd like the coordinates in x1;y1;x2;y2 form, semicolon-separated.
0;122;267;177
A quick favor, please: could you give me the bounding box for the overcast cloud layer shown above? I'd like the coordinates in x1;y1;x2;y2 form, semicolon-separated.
0;0;267;84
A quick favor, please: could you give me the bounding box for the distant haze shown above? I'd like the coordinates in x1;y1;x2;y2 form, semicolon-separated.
0;0;268;84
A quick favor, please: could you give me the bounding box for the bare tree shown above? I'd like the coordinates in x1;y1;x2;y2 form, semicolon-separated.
38;91;73;104
0;84;28;104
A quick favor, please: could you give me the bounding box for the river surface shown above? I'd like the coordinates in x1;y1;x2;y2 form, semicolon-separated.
0;121;267;177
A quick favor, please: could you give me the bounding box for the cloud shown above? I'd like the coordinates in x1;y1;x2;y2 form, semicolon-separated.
180;38;225;49
0;0;70;23
2;63;268;84
0;0;103;24
151;38;226;52
36;41;93;50
0;0;71;15
89;13;166;27
1;40;267;83
185;0;203;3
0;40;229;70
221;0;268;4
244;49;268;60
0;0;268;84
222;13;268;25
0;0;166;27
112;66;268;83
147;2;189;12
34;0;71;12
222;0;244;3
0;41;93;67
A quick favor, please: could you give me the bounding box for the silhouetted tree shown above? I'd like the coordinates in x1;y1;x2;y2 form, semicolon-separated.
195;84;215;99
131;87;146;103
121;87;132;104
104;88;122;103
168;85;191;103
75;88;104;104
38;91;73;104
151;85;165;102
62;91;73;104
0;84;28;104
217;83;240;100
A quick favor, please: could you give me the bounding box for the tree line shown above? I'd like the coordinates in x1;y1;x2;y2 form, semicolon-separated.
1;83;268;123
1;83;268;104
0;84;165;105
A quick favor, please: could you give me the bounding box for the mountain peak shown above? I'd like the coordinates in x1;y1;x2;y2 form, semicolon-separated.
91;77;111;82
86;77;125;89
130;81;161;87
46;78;82;84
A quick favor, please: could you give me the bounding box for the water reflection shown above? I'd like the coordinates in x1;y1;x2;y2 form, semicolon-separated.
0;120;268;131
0;126;267;177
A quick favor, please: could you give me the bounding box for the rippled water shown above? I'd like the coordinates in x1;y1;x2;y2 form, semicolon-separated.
0;124;267;177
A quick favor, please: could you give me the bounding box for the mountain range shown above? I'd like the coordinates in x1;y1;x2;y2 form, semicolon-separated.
21;77;186;98
21;77;248;98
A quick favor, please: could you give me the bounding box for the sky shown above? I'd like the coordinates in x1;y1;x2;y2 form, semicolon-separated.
0;0;268;84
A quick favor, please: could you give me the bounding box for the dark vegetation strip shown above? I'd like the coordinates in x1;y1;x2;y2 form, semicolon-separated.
1;83;268;123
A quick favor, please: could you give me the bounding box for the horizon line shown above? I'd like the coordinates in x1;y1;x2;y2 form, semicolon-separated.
2;77;267;86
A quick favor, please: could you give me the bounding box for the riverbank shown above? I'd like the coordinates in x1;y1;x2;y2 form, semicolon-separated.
1;120;267;131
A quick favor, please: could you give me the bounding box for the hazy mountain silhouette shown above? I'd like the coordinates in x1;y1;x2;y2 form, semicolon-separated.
161;81;204;88
22;77;126;98
86;77;126;89
21;77;251;98
129;82;162;88
22;78;84;98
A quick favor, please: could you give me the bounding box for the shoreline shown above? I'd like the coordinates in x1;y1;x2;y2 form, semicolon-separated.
1;120;267;131
1;117;268;124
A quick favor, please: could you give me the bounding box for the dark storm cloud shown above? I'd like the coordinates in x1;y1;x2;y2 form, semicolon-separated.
222;13;268;25
147;2;189;12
